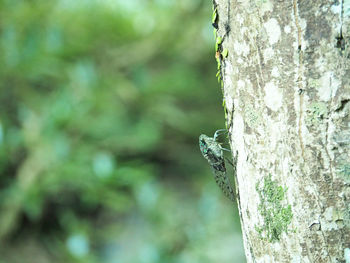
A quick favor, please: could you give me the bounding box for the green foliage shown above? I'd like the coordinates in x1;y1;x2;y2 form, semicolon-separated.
255;174;293;242
0;0;244;262
222;48;228;58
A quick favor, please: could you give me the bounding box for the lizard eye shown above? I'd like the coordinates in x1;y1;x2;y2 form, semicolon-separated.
199;139;208;152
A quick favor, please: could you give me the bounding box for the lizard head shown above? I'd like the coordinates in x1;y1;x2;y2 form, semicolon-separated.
199;134;211;155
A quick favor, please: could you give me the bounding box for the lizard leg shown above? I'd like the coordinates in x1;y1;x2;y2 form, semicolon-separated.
213;129;227;140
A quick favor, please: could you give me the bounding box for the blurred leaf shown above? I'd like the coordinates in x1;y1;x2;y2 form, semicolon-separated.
0;0;244;262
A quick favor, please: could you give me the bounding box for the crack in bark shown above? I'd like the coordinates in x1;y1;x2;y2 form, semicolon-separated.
324;82;334;187
336;0;345;50
293;0;306;162
292;2;339;261
324;121;334;181
292;2;332;262
341;0;344;28
335;98;350;112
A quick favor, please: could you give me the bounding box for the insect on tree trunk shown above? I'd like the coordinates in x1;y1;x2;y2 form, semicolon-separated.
213;0;350;262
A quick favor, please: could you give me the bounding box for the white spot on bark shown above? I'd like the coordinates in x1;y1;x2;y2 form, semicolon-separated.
271;67;279;78
291;255;301;263
264;18;281;45
344;248;350;263
237;79;245;89
224;59;233;76
263;47;275;61
236;13;244;24
234;41;250;56
268;122;281;150
240;27;248;35
330;3;343;41
300;19;307;32
330;3;342;14
226;95;234;114
264;82;282;111
223;62;235;105
272;242;281;250
319;72;340;101
345;1;350;16
284;25;291;34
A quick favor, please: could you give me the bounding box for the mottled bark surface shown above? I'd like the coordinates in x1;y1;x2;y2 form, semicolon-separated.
215;0;350;262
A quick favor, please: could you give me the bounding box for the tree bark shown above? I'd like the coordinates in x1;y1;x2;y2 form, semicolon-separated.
214;0;350;262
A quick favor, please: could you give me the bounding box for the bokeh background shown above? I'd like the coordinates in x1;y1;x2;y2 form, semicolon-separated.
0;0;245;262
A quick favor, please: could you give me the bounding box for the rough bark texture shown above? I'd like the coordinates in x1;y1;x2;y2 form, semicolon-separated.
215;0;350;262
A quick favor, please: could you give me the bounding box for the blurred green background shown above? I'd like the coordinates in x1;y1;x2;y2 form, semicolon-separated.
0;0;244;262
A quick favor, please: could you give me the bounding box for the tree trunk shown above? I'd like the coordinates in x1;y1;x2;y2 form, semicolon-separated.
214;0;350;262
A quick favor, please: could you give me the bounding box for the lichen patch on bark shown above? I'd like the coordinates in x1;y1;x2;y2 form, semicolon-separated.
255;174;293;243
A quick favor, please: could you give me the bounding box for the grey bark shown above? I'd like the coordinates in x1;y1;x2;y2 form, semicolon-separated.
215;0;350;262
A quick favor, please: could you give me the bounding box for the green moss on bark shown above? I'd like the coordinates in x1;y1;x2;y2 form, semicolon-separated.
255;174;293;242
